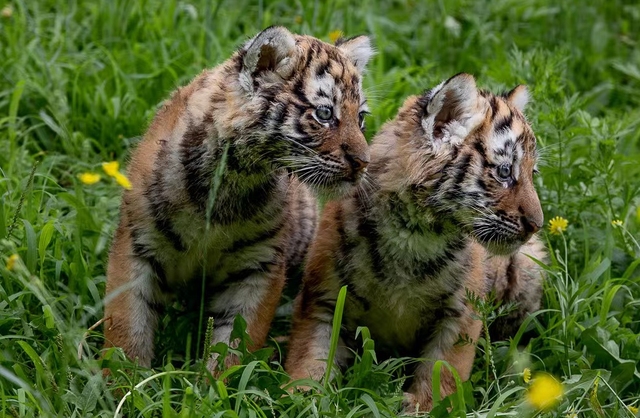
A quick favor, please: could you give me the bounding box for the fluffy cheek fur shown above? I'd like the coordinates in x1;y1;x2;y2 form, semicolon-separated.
468;177;535;255
422;147;490;231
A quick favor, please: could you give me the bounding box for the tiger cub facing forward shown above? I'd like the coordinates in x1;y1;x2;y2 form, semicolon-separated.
286;74;546;410
104;26;374;372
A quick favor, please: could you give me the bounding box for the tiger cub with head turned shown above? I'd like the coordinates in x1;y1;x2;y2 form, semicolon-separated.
104;26;374;372
286;73;546;410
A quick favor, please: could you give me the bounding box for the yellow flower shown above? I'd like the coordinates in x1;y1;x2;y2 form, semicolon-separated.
526;373;563;411
329;30;342;44
548;216;568;235
1;5;12;18
611;219;623;227
523;368;532;383
102;161;120;177
114;172;132;190
78;172;101;185
629;405;638;415
566;410;578;418
6;254;19;270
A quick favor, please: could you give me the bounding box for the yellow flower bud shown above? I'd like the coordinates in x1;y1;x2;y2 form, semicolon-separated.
526;374;563;411
78;172;101;185
102;161;120;177
6;254;19;270
114;172;132;190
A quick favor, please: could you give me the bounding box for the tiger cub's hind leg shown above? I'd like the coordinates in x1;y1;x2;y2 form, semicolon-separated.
103;224;162;368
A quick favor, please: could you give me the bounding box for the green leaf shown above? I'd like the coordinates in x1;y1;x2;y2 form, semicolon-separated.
581;258;611;283
599;284;623;327
621;258;640;280
16;341;45;383
0;196;6;239
78;374;102;413
38;221;55;270
235;361;260;414
583;326;640;383
360;393;381;418
42;305;54;329
9;80;25;146
18;388;26;417
325;285;347;387
486;387;524;418
22;220;37;273
431;360;466;417
216;380;231;410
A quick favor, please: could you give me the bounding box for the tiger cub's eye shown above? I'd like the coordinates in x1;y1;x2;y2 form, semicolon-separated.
358;111;367;131
497;164;512;179
315;107;333;122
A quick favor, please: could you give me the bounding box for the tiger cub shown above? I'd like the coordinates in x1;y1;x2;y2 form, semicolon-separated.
103;26;374;372
286;73;546;410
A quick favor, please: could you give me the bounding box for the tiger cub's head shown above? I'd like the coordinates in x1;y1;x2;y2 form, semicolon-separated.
239;26;373;196
390;73;543;255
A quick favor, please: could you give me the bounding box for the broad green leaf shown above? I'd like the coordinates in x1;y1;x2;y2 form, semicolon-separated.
38;220;55;270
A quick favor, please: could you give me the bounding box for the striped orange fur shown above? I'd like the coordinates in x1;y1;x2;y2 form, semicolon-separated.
103;26;374;373
286;74;546;411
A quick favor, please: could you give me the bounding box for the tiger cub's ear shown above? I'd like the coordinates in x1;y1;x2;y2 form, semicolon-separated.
424;73;488;147
336;35;374;73
241;26;298;86
505;85;529;112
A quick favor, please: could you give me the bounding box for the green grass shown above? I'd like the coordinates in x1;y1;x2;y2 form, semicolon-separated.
1;0;640;416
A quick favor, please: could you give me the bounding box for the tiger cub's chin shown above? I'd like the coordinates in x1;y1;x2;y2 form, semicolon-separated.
103;26;375;375
472;232;533;256
286;73;547;412
309;176;368;200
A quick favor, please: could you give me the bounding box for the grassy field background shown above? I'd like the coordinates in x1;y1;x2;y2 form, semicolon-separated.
1;0;640;416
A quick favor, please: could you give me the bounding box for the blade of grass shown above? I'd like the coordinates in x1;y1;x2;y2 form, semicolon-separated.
324;285;347;387
8;80;25;165
7;160;39;239
432;360;466;417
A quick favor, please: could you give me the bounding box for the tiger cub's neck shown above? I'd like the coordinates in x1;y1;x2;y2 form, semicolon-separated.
362;187;471;279
156;64;291;226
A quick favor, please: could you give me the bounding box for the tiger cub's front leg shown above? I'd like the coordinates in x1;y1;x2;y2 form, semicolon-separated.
103;222;163;367
404;310;482;412
285;209;351;385
404;255;486;412
286;299;349;384
206;258;287;374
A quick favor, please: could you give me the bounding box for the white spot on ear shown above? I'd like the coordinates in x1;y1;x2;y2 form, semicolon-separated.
336;35;374;73
422;74;488;150
506;85;529;112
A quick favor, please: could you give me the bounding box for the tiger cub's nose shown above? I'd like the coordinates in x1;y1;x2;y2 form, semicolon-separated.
346;154;369;172
341;141;369;180
522;216;541;235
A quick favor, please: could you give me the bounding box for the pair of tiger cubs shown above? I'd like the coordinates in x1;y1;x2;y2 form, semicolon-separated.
103;26;545;410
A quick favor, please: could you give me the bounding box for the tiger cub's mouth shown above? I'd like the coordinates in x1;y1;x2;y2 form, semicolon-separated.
471;220;535;256
299;169;365;199
284;153;368;198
